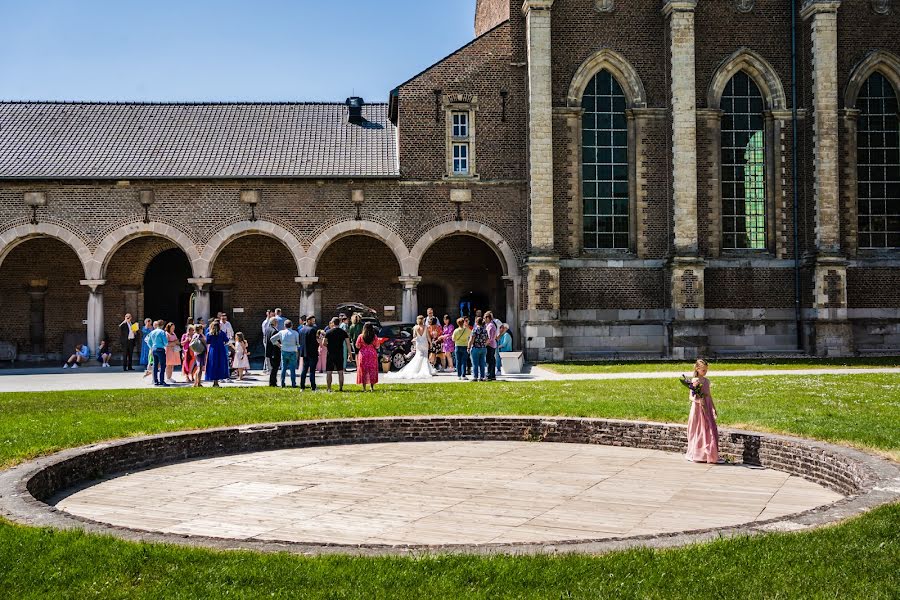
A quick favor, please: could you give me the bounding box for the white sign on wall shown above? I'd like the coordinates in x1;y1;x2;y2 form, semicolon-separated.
233;308;245;314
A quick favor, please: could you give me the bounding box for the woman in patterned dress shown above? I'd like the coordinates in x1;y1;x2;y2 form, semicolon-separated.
439;314;455;372
355;322;382;391
181;325;195;383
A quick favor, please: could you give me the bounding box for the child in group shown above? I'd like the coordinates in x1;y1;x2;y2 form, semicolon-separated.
231;331;250;380
684;359;720;464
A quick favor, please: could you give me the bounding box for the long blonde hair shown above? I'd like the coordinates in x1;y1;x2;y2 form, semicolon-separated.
693;359;709;378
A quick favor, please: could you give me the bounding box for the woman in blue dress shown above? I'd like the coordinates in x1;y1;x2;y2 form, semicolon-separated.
138;318;153;366
204;320;230;386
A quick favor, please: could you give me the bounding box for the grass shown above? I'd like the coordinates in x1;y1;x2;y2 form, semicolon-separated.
539;355;900;374
0;376;899;598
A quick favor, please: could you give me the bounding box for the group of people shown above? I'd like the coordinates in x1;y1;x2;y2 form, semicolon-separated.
261;312;382;392
391;307;512;382
118;312;249;387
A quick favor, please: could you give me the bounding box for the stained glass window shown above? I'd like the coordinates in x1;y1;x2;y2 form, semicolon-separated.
581;70;629;250
721;71;767;250
857;72;900;249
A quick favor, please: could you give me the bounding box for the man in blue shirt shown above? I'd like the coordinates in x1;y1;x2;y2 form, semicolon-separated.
145;320;169;386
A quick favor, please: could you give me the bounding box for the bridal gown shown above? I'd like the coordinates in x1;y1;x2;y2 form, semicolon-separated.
387;332;436;380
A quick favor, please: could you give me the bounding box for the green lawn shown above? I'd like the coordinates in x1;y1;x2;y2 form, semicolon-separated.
539;355;900;374
1;376;899;599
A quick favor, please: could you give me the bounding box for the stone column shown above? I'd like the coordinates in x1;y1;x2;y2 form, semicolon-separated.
27;284;48;356
295;277;319;319
664;0;699;256
80;279;106;355
523;0;555;253
399;276;421;323
802;0;842;254
121;285;141;321
188;278;213;322
664;0;706;359
802;0;852;356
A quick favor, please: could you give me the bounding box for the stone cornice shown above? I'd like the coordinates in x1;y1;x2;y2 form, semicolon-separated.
800;0;841;20
522;0;554;15
662;0;698;17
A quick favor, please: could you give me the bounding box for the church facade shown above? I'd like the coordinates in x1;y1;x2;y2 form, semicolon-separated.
1;0;899;361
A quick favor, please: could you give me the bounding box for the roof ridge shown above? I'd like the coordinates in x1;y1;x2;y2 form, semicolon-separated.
0;100;390;107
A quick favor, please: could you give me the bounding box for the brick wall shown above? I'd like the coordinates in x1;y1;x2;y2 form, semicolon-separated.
705;268;796;309
560;268;665;310
475;0;509;37
396;22;527;183
848;268;900;308
0;238;87;356
316;235;402;320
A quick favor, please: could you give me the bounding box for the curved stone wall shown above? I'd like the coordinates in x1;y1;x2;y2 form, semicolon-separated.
1;416;898;555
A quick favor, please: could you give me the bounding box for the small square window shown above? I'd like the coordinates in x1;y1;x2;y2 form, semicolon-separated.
452;143;469;175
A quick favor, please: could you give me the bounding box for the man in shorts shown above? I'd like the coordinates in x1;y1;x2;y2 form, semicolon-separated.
323;316;351;392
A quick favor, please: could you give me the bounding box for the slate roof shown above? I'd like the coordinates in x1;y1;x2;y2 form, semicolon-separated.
0;102;399;179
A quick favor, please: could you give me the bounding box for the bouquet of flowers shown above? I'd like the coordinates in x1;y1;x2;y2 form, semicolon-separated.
679;375;704;398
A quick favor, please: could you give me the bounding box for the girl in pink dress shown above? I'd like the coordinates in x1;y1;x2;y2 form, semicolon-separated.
355;323;382;391
164;323;181;384
181;325;195;383
685;359;720;463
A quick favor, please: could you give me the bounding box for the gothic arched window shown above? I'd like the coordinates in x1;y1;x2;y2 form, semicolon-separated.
857;72;900;249
582;70;629;250
721;71;767;250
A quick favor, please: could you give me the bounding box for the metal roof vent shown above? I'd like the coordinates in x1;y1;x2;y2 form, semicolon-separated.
346;97;364;124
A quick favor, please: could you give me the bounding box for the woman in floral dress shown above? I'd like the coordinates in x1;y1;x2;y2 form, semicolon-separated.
355;322;382;391
439;314;455;372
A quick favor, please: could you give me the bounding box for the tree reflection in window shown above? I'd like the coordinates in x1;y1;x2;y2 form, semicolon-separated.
581;70;629;250
857;72;900;249
721;72;767;250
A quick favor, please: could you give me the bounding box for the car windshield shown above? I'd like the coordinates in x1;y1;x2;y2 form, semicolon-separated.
378;326;395;338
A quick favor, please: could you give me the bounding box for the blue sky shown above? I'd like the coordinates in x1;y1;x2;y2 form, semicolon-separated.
0;1;475;102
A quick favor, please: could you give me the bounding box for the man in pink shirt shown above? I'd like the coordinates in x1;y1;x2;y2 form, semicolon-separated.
484;310;498;381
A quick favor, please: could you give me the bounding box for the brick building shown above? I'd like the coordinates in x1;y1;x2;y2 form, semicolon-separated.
1;0;899;361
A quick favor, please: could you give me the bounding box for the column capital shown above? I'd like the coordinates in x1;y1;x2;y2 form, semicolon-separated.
800;0;841;19
187;277;213;290
662;0;698;16
294;276;320;288
522;0;554;15
398;276;422;289
79;279;106;292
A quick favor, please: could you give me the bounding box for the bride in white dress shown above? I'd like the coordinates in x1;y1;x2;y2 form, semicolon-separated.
387;316;436;380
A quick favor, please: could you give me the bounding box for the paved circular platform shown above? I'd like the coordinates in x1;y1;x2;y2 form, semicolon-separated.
55;441;842;546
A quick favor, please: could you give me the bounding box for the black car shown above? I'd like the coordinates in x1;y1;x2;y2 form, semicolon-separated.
376;322;416;370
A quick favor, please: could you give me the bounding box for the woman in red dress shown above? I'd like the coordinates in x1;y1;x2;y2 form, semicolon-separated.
180;325;196;383
355;322;382;391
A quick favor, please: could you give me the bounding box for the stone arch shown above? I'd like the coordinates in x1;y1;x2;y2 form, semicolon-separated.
708;48;787;110
845;50;900;109
304;220;410;276
198;221;304;278
92;222;200;280
408;221;519;278
0;223;91;277
567;49;647;108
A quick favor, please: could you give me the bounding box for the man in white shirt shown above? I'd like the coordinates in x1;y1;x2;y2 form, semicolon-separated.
220;314;235;341
119;313;136;371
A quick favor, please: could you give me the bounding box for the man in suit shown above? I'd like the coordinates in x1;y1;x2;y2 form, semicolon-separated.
119;313;136;371
263;316;281;387
299;315;319;391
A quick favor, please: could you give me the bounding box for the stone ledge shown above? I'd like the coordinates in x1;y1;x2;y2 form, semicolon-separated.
1;416;898;556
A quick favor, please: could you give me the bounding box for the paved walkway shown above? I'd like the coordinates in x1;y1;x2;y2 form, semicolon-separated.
0;364;897;392
55;441;841;546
